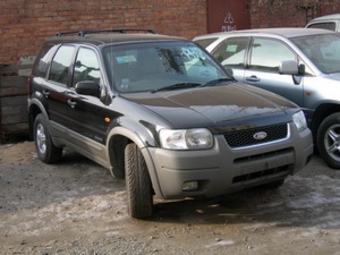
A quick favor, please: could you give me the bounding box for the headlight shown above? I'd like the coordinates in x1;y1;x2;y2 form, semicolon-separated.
159;128;213;150
292;111;307;131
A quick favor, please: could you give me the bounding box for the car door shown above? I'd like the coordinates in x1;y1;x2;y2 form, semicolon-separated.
46;44;77;136
65;46;114;153
243;37;304;106
211;36;305;106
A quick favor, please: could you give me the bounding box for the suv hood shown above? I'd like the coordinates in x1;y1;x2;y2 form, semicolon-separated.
122;83;296;128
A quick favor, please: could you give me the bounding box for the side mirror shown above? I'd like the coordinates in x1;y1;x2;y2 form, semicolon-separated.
279;60;299;75
75;81;100;97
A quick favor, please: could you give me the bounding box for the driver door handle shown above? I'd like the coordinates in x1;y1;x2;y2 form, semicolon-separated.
42;89;50;98
246;75;261;83
67;99;77;108
66;90;77;96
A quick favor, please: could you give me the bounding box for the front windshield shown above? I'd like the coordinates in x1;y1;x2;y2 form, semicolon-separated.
291;33;340;74
103;41;227;93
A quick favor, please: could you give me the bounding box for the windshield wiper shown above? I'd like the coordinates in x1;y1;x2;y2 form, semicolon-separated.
200;78;234;87
151;82;201;93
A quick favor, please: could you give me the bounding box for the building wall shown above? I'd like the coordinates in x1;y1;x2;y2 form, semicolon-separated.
250;1;307;28
0;0;207;65
249;0;340;28
1;0;340;66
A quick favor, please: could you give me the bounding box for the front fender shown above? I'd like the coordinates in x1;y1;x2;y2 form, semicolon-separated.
106;117;159;149
105;118;163;195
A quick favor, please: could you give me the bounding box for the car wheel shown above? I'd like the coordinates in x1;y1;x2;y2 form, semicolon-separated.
317;112;340;169
34;114;63;164
125;143;153;219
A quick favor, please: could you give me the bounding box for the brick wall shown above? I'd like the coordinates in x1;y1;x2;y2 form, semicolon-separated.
0;0;207;65
2;0;340;66
250;1;306;28
250;0;340;28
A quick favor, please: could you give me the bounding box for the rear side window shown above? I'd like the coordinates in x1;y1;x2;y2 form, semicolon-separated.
49;45;75;85
194;38;219;48
33;44;58;78
307;22;336;31
211;37;250;68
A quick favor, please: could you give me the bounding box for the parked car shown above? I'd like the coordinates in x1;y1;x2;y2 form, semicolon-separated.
27;29;313;219
193;27;340;169
306;13;340;32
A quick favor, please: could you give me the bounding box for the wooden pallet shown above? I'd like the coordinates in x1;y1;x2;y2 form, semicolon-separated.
0;75;29;143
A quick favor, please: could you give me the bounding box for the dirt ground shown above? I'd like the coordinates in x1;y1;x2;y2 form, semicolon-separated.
1;141;340;255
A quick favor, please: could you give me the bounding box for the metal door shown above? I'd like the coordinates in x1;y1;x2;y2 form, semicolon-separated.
207;0;251;33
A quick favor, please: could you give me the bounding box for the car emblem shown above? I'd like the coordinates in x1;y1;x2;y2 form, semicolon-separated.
253;131;267;140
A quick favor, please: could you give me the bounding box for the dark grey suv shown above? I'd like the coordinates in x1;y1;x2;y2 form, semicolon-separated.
27;29;313;218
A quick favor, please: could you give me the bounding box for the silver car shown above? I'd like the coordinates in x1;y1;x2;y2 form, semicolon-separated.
194;28;340;169
306;13;340;32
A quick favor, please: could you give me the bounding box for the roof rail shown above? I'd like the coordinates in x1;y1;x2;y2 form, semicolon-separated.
56;29;156;37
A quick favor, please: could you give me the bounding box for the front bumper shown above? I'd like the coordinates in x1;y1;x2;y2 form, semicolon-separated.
143;123;313;199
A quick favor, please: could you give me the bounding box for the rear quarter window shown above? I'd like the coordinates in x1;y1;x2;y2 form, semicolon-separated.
194;38;219;48
32;44;59;78
307;22;336;31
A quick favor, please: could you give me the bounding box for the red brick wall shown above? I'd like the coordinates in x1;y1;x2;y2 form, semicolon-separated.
249;0;340;28
2;0;340;66
249;1;306;28
0;0;207;65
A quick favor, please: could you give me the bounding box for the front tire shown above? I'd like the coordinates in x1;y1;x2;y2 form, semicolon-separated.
317;113;340;169
125;143;153;219
34;114;63;164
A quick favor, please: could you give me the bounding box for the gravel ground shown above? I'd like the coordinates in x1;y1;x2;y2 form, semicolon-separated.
1;141;340;255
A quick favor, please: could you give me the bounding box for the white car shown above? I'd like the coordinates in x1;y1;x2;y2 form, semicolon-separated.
194;27;340;169
306;13;340;32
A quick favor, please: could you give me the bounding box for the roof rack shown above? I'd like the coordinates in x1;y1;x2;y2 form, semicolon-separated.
56;29;156;37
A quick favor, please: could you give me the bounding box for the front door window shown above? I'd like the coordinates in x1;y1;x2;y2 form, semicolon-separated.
73;48;101;86
249;38;296;72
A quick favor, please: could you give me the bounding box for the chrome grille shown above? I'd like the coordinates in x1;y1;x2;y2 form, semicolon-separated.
224;123;288;148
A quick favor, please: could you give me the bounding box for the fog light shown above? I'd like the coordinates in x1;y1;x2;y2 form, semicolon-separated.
182;181;198;191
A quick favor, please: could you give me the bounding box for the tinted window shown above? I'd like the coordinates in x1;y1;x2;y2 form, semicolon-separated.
33;44;58;78
49;45;75;85
307;22;336;31
211;37;249;67
73;48;101;86
249;38;296;72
